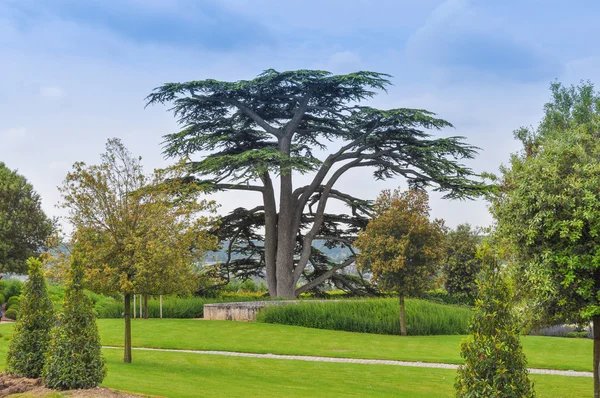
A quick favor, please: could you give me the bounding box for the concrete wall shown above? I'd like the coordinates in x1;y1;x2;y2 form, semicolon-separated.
204;300;297;322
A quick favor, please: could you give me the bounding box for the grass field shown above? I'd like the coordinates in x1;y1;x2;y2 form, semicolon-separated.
0;320;593;397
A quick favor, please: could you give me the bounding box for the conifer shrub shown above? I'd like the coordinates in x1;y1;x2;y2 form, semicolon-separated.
6;258;56;378
455;245;535;398
43;257;106;390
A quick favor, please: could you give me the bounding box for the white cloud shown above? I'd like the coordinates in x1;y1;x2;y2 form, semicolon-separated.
39;86;64;99
326;51;361;73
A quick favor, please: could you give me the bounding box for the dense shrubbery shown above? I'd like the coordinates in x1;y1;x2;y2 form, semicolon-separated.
257;298;472;335
96;295;262;319
6;296;20;311
3;280;23;301
5;308;17;320
6;258;55;378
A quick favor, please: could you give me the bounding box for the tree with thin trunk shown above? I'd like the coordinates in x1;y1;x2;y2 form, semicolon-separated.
146;69;486;298
490;81;600;397
59;138;217;362
355;188;445;335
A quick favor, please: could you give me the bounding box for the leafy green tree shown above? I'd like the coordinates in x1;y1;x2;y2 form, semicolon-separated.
355;189;445;335
442;224;482;301
43;256;106;390
6;257;55;377
59;139;217;363
0;163;54;273
455;243;535;398
490;81;600;397
146;69;486;298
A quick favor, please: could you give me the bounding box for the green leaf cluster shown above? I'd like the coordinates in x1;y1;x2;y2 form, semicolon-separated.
6;257;56;378
0;163;55;273
43;256;106;389
443;224;482;299
455;248;535;397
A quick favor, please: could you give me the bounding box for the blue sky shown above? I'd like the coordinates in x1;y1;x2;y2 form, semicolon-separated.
1;0;599;229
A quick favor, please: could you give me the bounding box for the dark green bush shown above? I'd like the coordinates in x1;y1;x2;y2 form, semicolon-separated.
257;298;472;335
6;258;56;378
43;257;106;390
4;280;23;301
4;308;17;320
0;293;5;304
565;331;589;338
6;296;20;310
455;264;534;397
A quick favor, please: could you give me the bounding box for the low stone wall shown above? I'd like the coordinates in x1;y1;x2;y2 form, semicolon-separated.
204;300;298;322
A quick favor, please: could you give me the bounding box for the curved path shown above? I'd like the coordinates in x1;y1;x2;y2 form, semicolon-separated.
103;346;592;378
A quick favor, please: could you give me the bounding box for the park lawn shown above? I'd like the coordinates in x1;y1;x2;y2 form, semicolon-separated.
0;337;591;398
70;319;592;372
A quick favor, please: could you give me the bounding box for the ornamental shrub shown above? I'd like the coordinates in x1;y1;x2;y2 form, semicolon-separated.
455;247;535;398
43;256;106;389
4;308;17;320
0;293;5;304
6;258;56;378
4;280;23;301
6;296;20;310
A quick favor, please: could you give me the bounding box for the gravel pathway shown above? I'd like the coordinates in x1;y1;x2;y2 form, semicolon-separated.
103;346;592;377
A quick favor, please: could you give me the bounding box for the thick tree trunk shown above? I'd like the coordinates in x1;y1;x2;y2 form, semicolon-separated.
143;294;148;319
399;295;407;336
594;316;600;398
262;173;278;297
275;137;297;298
124;294;132;363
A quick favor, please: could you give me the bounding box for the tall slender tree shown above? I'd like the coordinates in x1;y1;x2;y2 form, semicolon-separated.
147;69;486;298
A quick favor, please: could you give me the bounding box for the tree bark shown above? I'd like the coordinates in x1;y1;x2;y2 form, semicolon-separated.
261;173;278;297
143;294;148;319
124;294;132;363
399;295;407;336
594;316;600;398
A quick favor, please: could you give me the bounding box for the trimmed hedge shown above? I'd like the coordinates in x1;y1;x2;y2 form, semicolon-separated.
257;298;472;335
4;308;17;320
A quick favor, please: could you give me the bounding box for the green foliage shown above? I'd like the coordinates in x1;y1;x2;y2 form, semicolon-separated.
4;308;17;320
455;250;534;398
6;258;56;378
4;280;23;301
0;163;55;273
442;224;482;299
6;296;20;310
96;295;260;319
43;257;106;390
565;331;589;338
257;298;471;335
422;289;474;307
0;293;5;305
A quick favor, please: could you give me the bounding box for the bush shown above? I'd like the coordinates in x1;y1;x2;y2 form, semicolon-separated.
4;280;23;301
4;308;18;320
257;298;472;335
455;262;534;397
43;257;106;390
6;296;20;310
566;331;589;338
6;258;56;378
0;293;5;305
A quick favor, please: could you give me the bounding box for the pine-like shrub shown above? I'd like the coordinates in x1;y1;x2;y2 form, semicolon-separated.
6;258;56;378
4;308;17;320
43;257;106;390
455;262;535;397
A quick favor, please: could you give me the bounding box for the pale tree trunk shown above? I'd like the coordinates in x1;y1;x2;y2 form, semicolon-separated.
124;294;132;363
594;316;600;398
261;173;278;297
399;294;407;336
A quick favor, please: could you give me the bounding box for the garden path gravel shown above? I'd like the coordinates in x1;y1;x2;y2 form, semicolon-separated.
102;346;592;377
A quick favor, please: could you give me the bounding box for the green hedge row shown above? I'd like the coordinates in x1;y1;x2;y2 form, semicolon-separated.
256;298;472;336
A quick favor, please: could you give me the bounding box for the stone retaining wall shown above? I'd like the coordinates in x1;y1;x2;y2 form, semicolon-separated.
203;300;298;322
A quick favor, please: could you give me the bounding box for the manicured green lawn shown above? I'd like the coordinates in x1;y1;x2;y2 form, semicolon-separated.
0;321;592;397
88;319;592;372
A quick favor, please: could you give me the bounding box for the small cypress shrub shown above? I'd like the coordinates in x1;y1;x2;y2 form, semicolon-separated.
455;256;535;397
6;257;56;378
43;256;106;390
